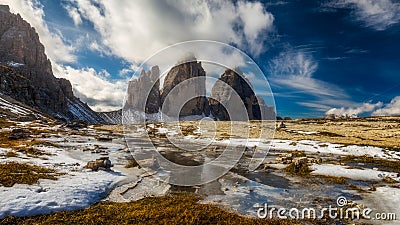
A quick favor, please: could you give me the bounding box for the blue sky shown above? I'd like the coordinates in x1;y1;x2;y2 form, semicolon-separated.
1;0;400;118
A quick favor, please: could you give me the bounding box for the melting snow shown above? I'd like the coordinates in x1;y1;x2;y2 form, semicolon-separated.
269;139;400;160
6;61;24;67
0;96;32;116
311;164;399;181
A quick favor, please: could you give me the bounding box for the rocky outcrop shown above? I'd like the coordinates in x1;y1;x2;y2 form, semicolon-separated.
209;69;275;121
0;5;103;123
123;60;275;121
125;66;160;114
160;59;209;117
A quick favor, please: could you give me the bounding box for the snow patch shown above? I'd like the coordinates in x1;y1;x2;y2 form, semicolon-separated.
311;164;399;181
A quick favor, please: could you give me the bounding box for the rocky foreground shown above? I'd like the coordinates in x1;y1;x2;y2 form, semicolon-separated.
0;117;399;224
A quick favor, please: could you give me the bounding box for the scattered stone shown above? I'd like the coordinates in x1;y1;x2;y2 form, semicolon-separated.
84;157;112;171
65;121;87;130
91;148;103;154
309;157;323;164
8;128;27;140
384;176;398;184
97;136;113;142
293;157;308;166
276;155;292;164
284;153;293;158
279;122;286;129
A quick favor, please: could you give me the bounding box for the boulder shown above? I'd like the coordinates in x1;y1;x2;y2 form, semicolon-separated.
84;157;112;171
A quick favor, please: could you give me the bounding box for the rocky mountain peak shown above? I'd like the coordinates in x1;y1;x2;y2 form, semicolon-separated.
209;69;274;121
0;5;103;123
160;59;209;117
125;66;161;114
123;60;274;121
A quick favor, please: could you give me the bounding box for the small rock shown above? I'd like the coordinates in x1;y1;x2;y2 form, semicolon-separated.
65;121;87;130
8;128;27;140
97;136;113;142
293;157;308;166
284;153;293;158
84;157;112;171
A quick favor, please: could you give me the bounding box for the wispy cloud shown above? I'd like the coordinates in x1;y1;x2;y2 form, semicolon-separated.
269;47;347;98
64;0;275;63
372;96;400;116
325;0;400;30
63;4;82;26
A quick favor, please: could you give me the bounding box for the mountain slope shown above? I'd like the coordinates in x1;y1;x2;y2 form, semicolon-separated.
0;5;104;123
0;92;47;121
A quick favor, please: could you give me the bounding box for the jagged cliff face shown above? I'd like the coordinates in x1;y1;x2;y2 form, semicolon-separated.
209;69;275;121
124;60;274;121
160;61;209;117
0;5;103;123
125;66;161;114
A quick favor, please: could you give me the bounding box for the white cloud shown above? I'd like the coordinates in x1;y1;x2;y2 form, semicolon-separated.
64;4;82;26
269;47;347;98
0;0;76;63
53;65;127;112
372;96;400;116
65;0;274;63
326;0;400;30
237;1;274;55
326;102;383;117
3;0;276;112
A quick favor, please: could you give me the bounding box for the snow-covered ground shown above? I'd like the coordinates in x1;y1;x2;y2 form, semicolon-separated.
270;139;400;160
0;95;33;116
0;126;133;219
311;164;399;181
0;171;123;218
1;122;399;224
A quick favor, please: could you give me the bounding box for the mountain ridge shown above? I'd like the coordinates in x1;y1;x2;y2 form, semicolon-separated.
0;5;104;123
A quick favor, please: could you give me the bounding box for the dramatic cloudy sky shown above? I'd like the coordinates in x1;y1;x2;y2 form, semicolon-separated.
1;0;399;118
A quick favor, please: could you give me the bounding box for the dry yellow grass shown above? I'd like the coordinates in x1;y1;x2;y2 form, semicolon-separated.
274;117;400;149
0;194;333;225
0;162;58;187
101;117;400;149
